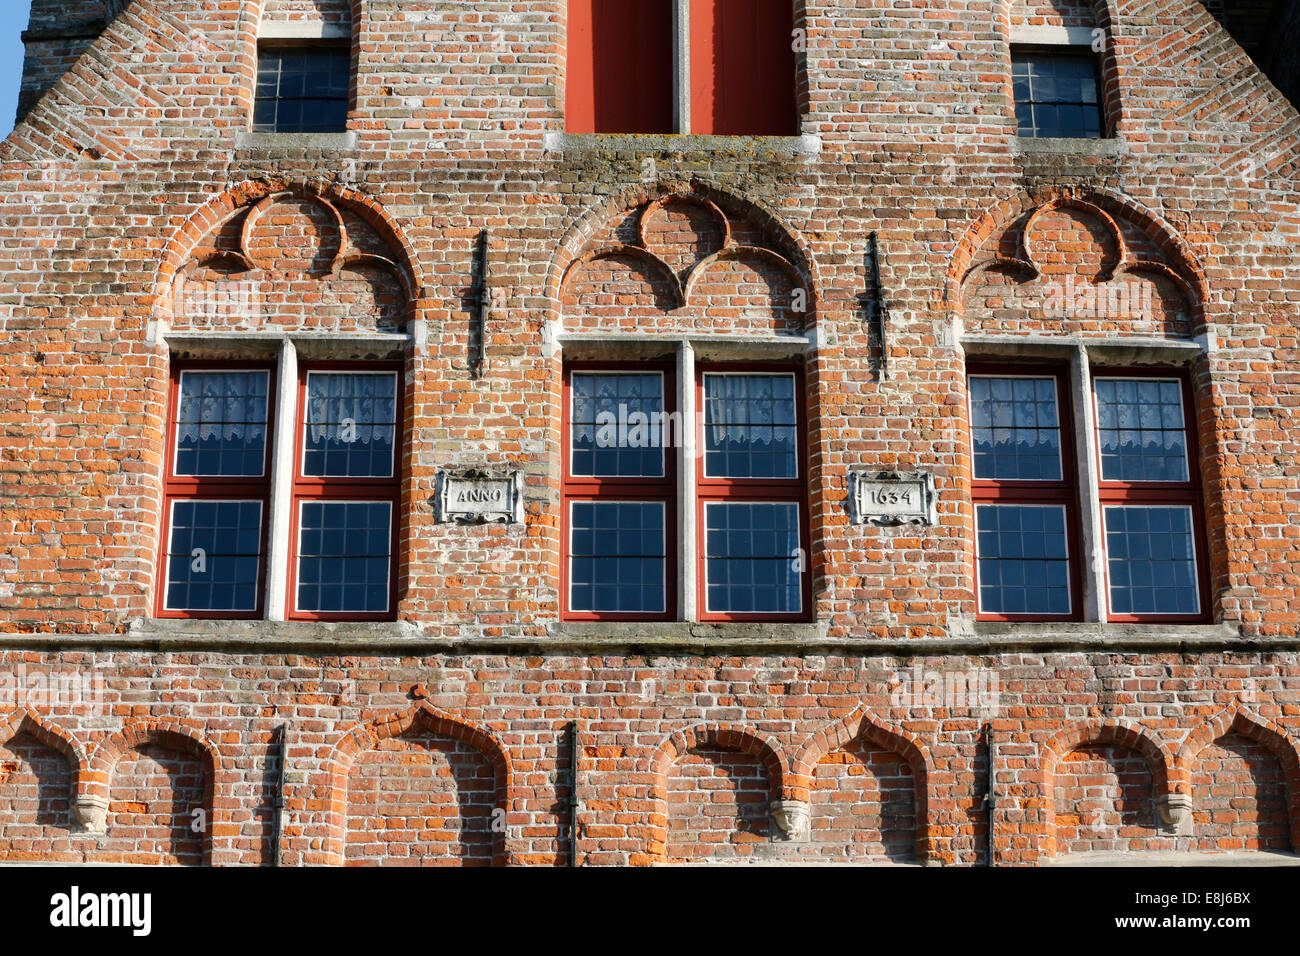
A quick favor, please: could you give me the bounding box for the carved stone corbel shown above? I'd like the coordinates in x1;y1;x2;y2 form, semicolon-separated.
770;800;810;843
73;794;109;835
1157;793;1193;834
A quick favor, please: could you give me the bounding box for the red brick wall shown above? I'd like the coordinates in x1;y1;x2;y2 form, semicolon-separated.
102;744;207;866
1052;745;1167;855
1191;733;1291;852
666;745;771;861
344;730;496;866
810;739;917;863
0;732;75;862
0;0;1299;867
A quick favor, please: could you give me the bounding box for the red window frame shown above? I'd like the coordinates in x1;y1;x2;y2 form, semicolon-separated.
560;361;677;622
286;360;403;622
156;360;276;620
695;362;811;623
967;362;1084;622
1091;368;1210;623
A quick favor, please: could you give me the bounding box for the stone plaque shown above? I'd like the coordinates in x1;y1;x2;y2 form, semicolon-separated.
849;471;936;527
435;470;523;525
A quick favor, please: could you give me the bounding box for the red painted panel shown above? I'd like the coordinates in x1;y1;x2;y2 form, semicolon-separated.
566;0;674;134
690;0;797;135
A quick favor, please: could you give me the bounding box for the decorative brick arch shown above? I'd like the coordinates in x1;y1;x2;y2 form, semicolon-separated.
645;722;788;862
946;186;1209;327
791;704;934;863
0;708;88;778
324;703;512;866
546;177;822;330
1039;718;1174;858
86;718;226;865
1178;704;1300;851
152;178;428;307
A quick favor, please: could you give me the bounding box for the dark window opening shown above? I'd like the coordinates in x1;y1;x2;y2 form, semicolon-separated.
1093;375;1207;621
159;364;274;619
968;368;1082;620
696;366;809;621
967;365;1209;624
254;45;350;134
562;365;676;619
1011;47;1104;139
289;366;401;620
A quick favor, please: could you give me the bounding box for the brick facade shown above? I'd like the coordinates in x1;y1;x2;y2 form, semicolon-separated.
1;0;1299;866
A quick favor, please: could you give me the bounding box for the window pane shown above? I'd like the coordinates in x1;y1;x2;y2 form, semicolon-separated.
970;376;1063;480
165;500;263;612
296;501;392;613
703;373;799;478
569;501;666;613
303;372;398;478
254;46;349;134
704;502;801;614
175;370;270;477
570;373;666;478
975;504;1071;615
1105;506;1199;616
1095;378;1189;482
1011;50;1104;139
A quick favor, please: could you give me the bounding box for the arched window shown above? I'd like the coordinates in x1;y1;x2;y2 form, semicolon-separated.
956;194;1211;623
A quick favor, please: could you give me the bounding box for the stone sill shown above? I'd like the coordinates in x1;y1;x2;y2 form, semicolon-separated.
971;621;1240;646
235;131;358;152
1014;135;1123;157
542;132;821;159
0;618;1282;656
961;335;1204;365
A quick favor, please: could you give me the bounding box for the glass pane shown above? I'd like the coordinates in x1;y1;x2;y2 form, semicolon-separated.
703;502;802;614
569;501;666;613
296;501;392;613
165;500;263;612
255;46;349;134
1105;506;1199;616
303;372;398;478
969;376;1063;480
702;373;799;479
975;504;1071;615
1011;50;1104;138
175;370;270;477
570;373;666;478
1095;378;1189;482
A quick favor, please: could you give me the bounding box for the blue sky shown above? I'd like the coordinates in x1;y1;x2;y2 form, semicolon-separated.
0;1;33;140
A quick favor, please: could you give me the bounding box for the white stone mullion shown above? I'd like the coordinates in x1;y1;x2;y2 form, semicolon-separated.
1071;345;1106;622
678;341;697;621
265;337;299;621
675;0;691;134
